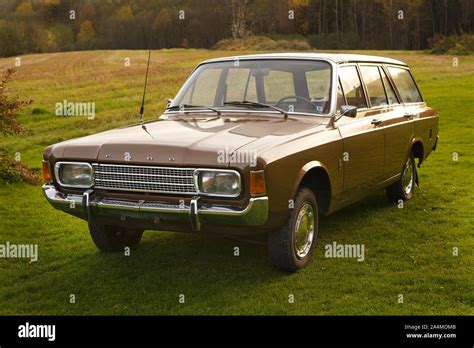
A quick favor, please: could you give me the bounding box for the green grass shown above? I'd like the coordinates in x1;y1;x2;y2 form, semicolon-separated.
0;50;473;315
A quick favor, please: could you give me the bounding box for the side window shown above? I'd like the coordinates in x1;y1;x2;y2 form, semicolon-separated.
264;70;295;102
359;65;388;107
387;67;423;103
224;68;257;103
336;80;345;111
338;66;367;109
184;68;221;106
380;68;399;104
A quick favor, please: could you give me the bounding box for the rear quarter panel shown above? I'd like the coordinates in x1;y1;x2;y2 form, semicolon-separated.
408;104;439;161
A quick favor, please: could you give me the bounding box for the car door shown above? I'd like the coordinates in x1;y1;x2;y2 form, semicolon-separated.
336;64;385;204
385;66;426;177
359;64;414;181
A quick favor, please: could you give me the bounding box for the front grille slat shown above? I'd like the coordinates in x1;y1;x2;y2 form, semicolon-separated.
92;163;197;195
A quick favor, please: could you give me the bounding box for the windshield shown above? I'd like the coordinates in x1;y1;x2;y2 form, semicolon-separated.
170;59;333;115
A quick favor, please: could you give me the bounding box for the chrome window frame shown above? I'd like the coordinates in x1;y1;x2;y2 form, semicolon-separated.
167;57;337;118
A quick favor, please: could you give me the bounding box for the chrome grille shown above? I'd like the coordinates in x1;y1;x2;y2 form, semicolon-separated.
92;163;197;195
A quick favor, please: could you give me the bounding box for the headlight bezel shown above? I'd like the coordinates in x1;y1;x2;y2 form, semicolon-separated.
54;161;94;188
193;168;242;198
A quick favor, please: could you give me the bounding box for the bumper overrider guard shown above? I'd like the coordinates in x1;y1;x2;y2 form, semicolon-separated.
42;184;269;232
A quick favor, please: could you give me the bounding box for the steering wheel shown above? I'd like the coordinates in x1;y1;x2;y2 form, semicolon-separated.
275;95;318;111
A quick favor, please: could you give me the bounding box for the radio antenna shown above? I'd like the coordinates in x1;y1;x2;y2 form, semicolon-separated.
139;49;151;126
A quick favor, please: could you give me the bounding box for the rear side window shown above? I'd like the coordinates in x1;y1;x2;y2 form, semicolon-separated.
339;66;367;109
380;68;399;104
387;67;423;103
359;65;387;107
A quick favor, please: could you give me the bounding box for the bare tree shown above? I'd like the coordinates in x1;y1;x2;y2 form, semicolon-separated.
229;0;250;39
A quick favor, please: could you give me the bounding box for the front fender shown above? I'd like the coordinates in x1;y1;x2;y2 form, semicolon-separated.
291;160;332;199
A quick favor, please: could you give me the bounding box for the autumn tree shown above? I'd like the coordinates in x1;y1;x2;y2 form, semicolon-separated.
152;8;172;48
76;20;96;50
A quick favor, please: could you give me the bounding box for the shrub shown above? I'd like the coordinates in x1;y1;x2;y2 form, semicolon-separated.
214;35;311;51
309;32;361;50
429;34;474;55
0;150;40;185
0;69;32;135
0;69;38;185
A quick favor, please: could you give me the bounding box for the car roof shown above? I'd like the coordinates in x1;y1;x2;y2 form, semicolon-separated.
201;52;407;66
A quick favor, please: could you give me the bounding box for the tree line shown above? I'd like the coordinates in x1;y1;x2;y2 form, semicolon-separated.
0;0;472;57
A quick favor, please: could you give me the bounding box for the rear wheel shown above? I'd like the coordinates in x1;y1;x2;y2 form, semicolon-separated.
386;154;416;203
88;222;143;252
268;187;318;272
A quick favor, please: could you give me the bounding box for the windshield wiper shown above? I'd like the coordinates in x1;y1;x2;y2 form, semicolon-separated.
167;104;221;115
224;100;288;119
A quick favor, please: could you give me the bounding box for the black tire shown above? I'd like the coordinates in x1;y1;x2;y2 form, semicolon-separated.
386;154;416;203
88;222;143;252
268;187;318;272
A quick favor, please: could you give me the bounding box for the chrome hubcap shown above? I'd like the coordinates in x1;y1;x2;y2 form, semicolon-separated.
402;159;414;195
294;203;315;259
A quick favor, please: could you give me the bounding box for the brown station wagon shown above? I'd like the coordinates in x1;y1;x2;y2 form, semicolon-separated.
42;53;439;272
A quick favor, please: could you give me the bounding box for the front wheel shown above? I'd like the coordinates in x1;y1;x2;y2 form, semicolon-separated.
88;222;143;252
386;154;416;203
268;187;318;272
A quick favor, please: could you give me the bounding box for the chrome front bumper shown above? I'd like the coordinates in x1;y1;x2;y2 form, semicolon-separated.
42;184;268;232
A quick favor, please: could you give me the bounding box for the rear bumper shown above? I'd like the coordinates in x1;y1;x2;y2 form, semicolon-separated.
433;134;439;151
42;184;268;232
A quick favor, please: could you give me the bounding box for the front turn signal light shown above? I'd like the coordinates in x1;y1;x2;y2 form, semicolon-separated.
42;161;52;183
250;170;266;197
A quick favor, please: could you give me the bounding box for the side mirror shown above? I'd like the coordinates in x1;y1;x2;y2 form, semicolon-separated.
167;98;174;108
340;105;357;118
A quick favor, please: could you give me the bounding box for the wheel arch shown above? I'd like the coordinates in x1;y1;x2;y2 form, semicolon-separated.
410;138;425;166
291;161;332;215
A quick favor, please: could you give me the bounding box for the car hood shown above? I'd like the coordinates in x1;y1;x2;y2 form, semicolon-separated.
45;114;328;168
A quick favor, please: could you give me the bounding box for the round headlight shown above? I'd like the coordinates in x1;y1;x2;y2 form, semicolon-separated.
195;170;240;197
54;162;93;188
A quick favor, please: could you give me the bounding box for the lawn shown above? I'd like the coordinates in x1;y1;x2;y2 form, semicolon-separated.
0;49;473;315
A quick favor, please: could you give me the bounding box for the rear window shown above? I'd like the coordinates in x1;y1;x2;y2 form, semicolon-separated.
387;67;423;103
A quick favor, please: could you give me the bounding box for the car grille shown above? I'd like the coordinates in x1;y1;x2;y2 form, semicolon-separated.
92;163;197;195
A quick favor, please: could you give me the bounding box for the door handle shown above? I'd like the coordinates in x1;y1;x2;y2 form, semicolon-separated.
403;112;413;119
371;119;382;126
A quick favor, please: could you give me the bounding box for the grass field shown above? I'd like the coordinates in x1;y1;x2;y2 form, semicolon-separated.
0;49;473;315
